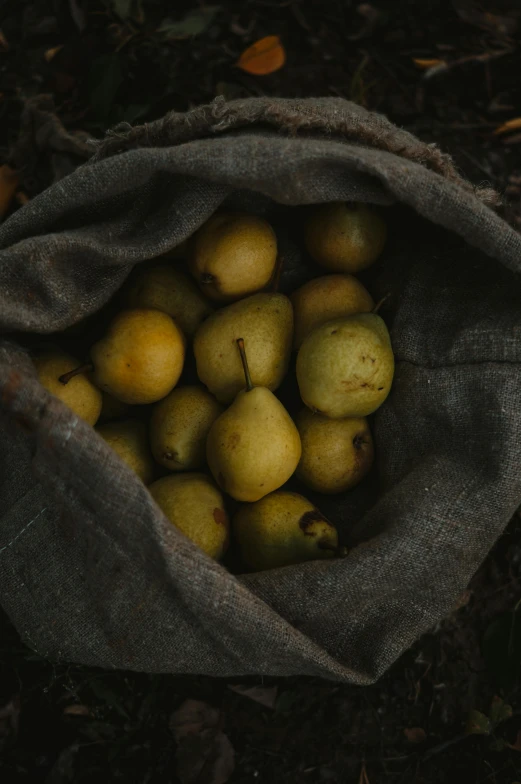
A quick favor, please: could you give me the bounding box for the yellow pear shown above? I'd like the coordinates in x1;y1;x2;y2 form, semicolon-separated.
296;313;394;418
148;473;229;560
82;309;185;405
291;274;374;349
99;391;131;423
296;409;374;494
96;419;155;484
194;292;293;404
206;339;301;502
233;491;339;571
190;212;277;302
34;350;102;425
123;262;213;338
150;385;223;471
305;202;387;273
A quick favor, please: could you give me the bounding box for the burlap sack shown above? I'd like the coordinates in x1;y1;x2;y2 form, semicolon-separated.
1;97;521;683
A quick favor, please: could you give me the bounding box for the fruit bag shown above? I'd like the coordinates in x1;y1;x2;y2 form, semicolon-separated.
1;97;521;682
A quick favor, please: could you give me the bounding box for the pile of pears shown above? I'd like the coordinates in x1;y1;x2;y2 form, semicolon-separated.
34;203;393;572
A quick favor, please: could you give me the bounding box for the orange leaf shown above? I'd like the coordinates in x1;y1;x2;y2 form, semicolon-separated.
15;191;30;206
413;58;444;70
237;36;285;76
44;45;64;63
404;727;427;743
0;165;19;218
494;117;521;136
0;29;9;52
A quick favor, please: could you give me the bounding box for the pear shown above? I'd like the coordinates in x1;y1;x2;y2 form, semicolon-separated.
297;313;394;418
190;212;277;302
194;292;293;404
291;274;374;349
296;409;374;494
150;385;223;471
305;202;387;273
34;350;102;425
59;309;185;405
97;419;155;484
149;473;229;560
123;262;213;338
233;491;339;571
206;339;301;502
99;391;131;423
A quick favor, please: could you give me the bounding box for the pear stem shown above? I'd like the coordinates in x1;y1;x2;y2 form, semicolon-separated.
372;293;390;314
236;338;253;392
58;362;94;385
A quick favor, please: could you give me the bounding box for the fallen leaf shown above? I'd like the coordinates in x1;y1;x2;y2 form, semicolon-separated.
237;36;286;76
413;58;445;69
348;4;381;41
0;695;21;744
404;727;427;743
0;29;8;51
453;0;518;36
15;192;30;206
170;699;221;739
157;7;219;39
494;117;521;135
170;699;235;784
358;761;370;784
63;704;91;717
502;132;521;146
111;0;144;24
466;709;491;735
228;684;278;709
44;45;64;63
489;696;513;728
0;165;19;218
69;0;86;31
507;728;521;752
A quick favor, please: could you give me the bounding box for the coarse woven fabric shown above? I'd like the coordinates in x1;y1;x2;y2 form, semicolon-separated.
1;96;521;682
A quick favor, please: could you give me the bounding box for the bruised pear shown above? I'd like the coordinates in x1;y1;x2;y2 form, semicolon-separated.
233;491;339;571
296;313;394;418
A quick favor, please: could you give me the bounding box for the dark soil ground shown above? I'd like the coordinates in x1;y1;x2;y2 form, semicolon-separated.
1;1;521;782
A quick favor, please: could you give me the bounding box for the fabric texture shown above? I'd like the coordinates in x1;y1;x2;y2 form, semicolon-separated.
1;96;521;682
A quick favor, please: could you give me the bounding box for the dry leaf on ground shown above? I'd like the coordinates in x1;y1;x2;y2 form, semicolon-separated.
228;684;278;709
63;704;91;717
494;117;521;135
170;699;235;784
237;36;286;75
404;726;427;743
413;58;445;69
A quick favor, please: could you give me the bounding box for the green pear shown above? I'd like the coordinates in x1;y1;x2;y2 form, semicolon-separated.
72;308;185;405
123;262;213;338
296;409;374;494
34;350;102;425
305;202;387;273
96;419;155;485
150;385;224;471
291;274;374;349
193;292;293;404
296;313;394;418
148;473;229;560
206;339;301;502
190;212;277;302
233;491;339;571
